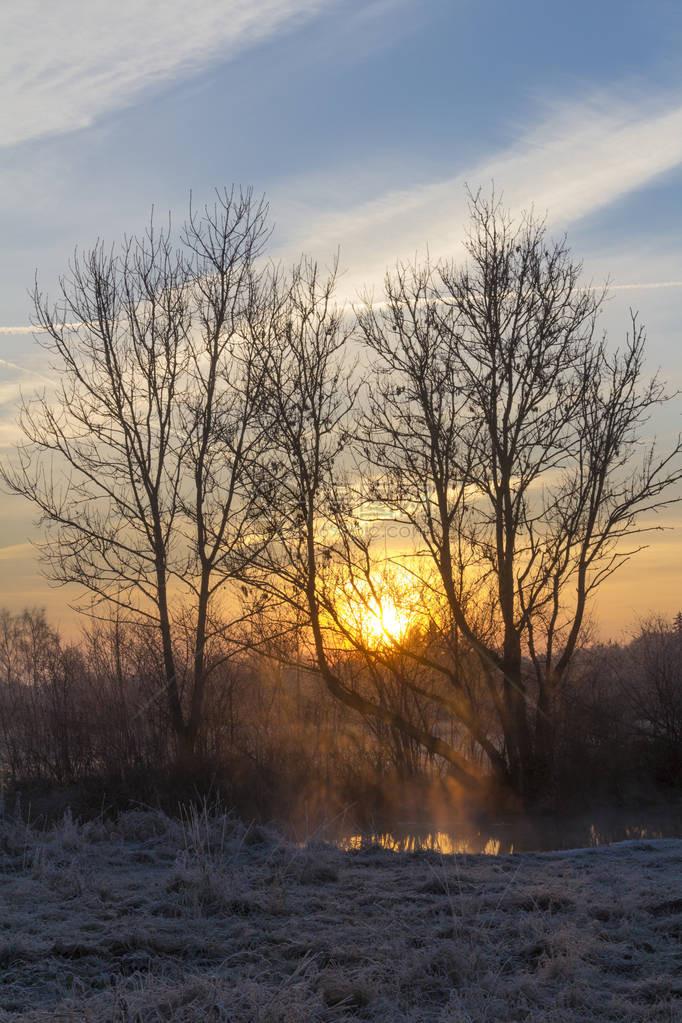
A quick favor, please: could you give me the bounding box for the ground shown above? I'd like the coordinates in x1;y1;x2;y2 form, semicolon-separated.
0;807;680;1022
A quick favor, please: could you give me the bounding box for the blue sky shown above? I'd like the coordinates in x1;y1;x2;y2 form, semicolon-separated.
1;0;681;632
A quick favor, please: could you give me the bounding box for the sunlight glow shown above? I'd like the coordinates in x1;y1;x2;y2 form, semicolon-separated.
342;832;504;855
336;563;425;647
363;592;413;644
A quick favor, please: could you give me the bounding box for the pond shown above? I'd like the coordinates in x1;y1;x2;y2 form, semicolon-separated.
332;803;682;855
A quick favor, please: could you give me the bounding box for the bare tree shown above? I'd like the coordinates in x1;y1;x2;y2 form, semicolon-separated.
627;617;682;754
355;191;682;800
2;189;273;761
247;258;490;792
4;187;680;800
0;607;92;782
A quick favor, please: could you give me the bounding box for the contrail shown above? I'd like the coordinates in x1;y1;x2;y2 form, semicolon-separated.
1;279;681;335
0;357;57;386
608;280;682;291
0;323;83;335
0;357;36;373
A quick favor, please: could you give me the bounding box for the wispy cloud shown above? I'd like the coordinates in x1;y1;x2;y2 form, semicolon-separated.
0;542;33;562
0;358;54;386
4;89;682;322
0;358;59;448
0;0;336;147
283;94;682;298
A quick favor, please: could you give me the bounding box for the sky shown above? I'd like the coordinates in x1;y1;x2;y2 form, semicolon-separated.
0;0;681;638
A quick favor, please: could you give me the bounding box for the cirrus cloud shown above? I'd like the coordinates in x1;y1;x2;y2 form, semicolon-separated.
283;95;682;298
0;0;337;147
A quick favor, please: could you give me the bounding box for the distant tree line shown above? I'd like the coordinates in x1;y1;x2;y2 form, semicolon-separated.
0;606;680;817
2;188;681;808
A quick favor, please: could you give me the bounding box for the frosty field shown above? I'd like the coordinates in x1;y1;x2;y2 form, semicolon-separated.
0;807;681;1022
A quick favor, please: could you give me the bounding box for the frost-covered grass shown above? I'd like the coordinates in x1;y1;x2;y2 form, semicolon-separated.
0;805;681;1021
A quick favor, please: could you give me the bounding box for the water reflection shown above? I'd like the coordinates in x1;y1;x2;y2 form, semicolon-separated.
343;832;505;855
338;807;682;855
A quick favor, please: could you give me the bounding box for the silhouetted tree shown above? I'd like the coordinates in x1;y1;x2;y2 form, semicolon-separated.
355;191;682;801
248;259;491;792
4;187;681;802
627;617;682;752
2;189;273;761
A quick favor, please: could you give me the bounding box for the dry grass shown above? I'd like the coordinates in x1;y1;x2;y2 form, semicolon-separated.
0;805;681;1021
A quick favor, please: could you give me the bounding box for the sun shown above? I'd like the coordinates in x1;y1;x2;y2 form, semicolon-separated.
336;564;422;646
362;593;413;643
